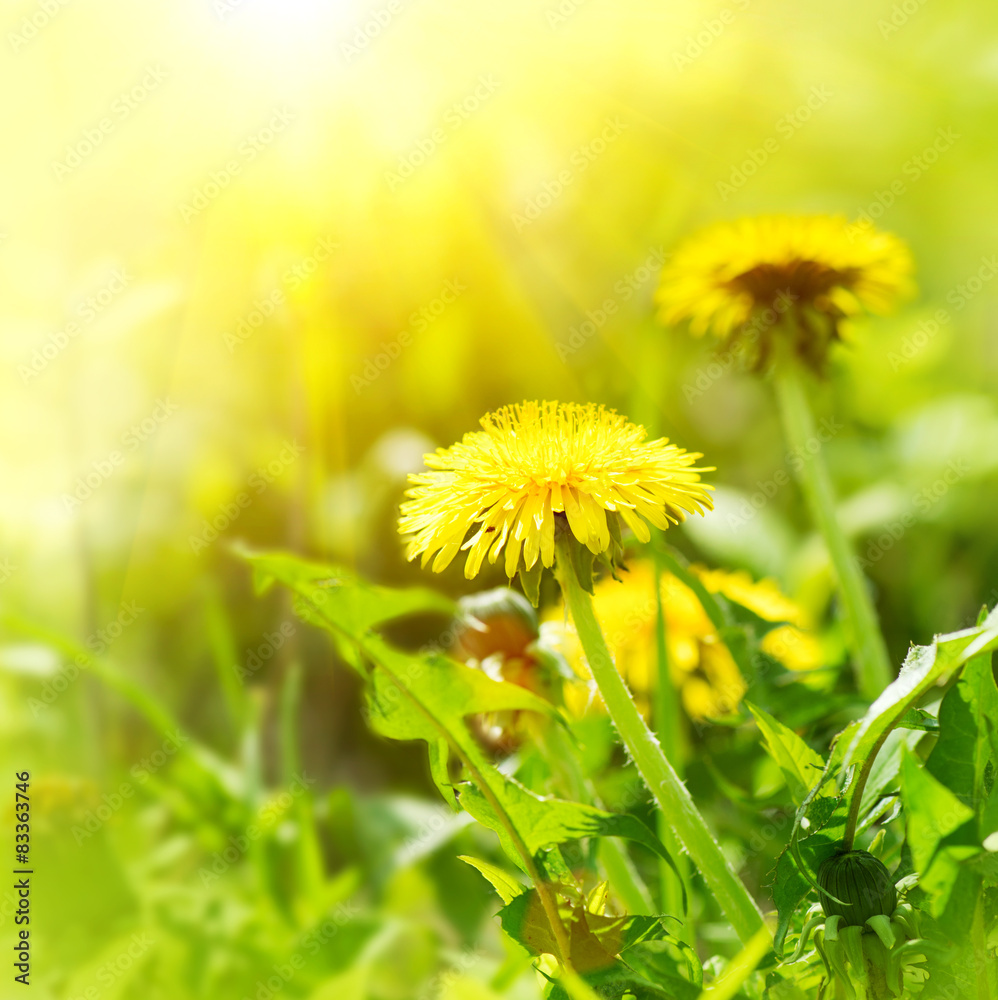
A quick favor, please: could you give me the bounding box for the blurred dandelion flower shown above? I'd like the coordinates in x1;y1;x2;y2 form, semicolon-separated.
549;561;822;721
697;567;823;672
656;215;913;370
398;401;713;580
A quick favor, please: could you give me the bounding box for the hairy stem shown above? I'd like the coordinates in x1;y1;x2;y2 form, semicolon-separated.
652;551;694;940
555;536;768;945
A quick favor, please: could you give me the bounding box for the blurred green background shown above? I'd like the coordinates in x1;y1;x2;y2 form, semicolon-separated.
2;0;998;996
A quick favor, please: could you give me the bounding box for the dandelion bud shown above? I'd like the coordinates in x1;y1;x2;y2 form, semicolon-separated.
452;588;538;663
817;850;897;926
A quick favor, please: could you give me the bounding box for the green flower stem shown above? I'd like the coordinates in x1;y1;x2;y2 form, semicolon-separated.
773;357;892;700
841;726;894;852
555;536;768;945
652;552;694;941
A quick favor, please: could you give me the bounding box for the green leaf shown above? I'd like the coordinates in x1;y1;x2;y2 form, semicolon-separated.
857;727;923;824
771;848;811;959
240;553;560;884
899;745;975;875
457;779;686;910
927;653;998;820
363;635;557;744
747;702;828;807
458;855;525;904
241;548;680;959
499;890;672;973
895;707;940;732
518;557;544;608
546;960;697;1000
841;608;998;777
772;790;848;957
569;541;597;595
586;880;609;916
427;739;456;809
244;549;456;636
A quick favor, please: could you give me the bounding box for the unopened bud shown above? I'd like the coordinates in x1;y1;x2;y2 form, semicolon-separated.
817;850;897;926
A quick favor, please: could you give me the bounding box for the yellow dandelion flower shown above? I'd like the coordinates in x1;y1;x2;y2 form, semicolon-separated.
549;561;822;721
760;624;824;672
398;401;713;580
656;215;914;369
697;566;824;671
696;566;804;626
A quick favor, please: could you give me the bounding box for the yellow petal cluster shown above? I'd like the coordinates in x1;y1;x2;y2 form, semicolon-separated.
548;561;823;721
398;401;713;579
657;215;913;348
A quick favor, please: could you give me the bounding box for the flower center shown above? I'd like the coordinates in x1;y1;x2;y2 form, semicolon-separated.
726;259;860;309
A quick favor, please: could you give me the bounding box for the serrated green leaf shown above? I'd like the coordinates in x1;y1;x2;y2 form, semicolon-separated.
499;890;672;972
771;848;811;959
239;553;562;895
842;608;998;776
457;780;686;910
458;855;525;904
244;549;456;635
240;548;679;962
748;702;828;807
362;635;557;743
772;789;848;958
